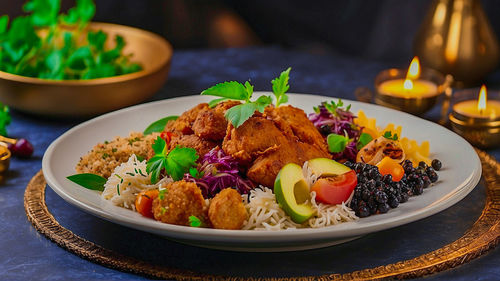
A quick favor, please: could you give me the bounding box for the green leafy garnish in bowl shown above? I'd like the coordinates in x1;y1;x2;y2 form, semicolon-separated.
0;0;142;80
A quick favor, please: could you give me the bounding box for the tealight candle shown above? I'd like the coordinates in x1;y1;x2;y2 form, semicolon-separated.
449;85;500;148
452;85;500;119
374;57;449;115
378;79;438;98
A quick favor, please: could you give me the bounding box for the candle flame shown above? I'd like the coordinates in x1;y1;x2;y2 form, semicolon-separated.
406;57;420;80
477;84;487;113
403;79;413;90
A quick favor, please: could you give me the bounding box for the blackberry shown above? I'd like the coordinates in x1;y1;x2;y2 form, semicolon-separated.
320;125;332;135
426;167;439;183
428;171;438;183
400;192;409;203
378;203;390;213
431;159;442;171
374;190;388;203
422;175;431;188
414;178;425;190
362;189;371;201
356;201;370;218
418;161;428;169
388;195;400;208
382;174;393;183
413;184;424;195
349;159;440;218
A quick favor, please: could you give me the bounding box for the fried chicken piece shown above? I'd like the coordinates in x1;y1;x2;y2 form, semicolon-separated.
192;101;240;141
165;103;209;135
266;105;328;154
222;116;291;165
247;141;330;188
208;188;247;230
152;181;208;226
169;134;218;157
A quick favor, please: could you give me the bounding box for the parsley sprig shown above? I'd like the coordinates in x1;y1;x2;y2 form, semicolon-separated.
383;131;399;141
201;67;292;128
146;137;199;183
188;215;202;227
314;99;351;116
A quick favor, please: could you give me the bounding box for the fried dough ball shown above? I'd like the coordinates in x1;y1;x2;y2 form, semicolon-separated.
208;188;247;230
152;181;208;226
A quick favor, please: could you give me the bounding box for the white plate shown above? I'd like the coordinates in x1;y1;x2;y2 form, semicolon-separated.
42;93;482;252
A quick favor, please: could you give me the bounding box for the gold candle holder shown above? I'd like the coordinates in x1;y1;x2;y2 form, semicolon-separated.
449;87;500;148
0;144;11;173
374;67;452;115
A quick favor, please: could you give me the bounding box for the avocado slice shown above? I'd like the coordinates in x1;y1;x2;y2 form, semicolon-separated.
274;163;315;223
307;158;351;177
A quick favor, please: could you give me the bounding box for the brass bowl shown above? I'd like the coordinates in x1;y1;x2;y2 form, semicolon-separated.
0;22;173;117
449;112;500;148
374;68;452;115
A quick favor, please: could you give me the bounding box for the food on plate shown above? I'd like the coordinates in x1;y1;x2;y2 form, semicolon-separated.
77;132;158;179
355;110;431;166
68;68;442;230
356;135;405;165
274;163;315;223
135;189;159;218
208;188;247;230
152;180;208;226
376;156;405;182
306;158;357;205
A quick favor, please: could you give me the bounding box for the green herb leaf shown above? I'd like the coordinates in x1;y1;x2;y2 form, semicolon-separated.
327;134;349;153
225;103;258;128
165;146;199;181
271;67;291;106
189;167;204;179
208;97;229;108
188;215;202;227
383;131;398;141
324;99;344;114
255;95;273;112
158;188;167;200
201;81;248;101
87;30;107;51
0;15;9;34
146;137;199;183
357;133;373;150
143;115;179;135
24;0;60;27
0;103;11;136
67;173;106;191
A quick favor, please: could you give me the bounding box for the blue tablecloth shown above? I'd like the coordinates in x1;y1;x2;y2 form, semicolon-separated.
1;47;499;280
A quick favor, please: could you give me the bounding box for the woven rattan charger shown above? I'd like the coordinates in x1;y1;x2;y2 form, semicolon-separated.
24;149;500;280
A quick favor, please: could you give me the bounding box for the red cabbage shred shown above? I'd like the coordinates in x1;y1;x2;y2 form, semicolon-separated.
308;102;362;162
184;148;254;198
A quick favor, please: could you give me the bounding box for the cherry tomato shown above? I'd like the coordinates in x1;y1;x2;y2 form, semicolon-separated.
160;132;175;145
376;156;405;182
310;170;357;205
135;189;159;218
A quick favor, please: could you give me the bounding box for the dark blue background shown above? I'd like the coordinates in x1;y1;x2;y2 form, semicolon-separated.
1;47;499;280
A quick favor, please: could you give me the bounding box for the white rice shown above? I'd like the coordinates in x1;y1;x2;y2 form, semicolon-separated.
242;162;358;230
308;191;358;228
242;187;301;230
101;154;172;210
